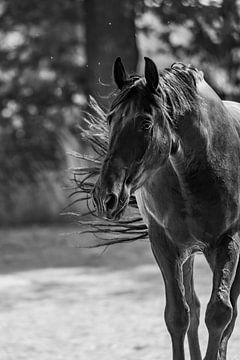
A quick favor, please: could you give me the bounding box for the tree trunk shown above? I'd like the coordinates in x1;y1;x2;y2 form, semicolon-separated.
84;0;139;108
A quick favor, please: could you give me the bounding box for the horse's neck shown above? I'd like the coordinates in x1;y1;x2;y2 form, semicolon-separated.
170;80;228;178
174;79;229;154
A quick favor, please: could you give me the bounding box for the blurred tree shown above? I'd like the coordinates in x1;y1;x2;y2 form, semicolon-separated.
83;0;139;106
0;0;86;184
145;0;240;99
0;0;87;223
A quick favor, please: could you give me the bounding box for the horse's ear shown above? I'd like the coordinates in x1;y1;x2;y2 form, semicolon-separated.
144;57;159;91
113;57;127;90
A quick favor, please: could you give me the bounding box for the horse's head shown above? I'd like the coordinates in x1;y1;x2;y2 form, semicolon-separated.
92;57;175;220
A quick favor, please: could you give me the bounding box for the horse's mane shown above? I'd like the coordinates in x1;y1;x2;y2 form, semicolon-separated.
110;63;203;126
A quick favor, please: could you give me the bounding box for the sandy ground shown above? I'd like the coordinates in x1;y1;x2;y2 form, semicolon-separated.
0;226;239;360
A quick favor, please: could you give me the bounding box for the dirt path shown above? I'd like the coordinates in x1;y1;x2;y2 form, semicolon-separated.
0;227;239;360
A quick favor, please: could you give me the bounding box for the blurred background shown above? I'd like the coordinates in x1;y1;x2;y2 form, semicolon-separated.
1;1;240;359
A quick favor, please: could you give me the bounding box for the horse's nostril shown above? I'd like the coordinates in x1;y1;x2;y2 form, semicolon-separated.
105;193;118;211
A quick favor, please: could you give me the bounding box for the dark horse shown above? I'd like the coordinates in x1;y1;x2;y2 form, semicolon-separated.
92;57;240;360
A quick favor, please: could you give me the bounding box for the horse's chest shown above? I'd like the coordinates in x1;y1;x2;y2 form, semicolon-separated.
135;177;240;244
184;171;240;234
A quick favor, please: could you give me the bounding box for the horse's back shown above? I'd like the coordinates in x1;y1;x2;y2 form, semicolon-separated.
223;100;240;114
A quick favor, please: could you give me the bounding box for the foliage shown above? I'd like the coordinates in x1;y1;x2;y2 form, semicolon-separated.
0;0;86;183
144;0;240;99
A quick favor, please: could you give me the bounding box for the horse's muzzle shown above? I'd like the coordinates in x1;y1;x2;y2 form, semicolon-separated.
92;185;129;220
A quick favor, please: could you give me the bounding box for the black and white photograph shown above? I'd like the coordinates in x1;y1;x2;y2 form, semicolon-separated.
1;1;240;359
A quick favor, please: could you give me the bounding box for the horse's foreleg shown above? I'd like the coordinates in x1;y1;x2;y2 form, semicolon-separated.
204;235;239;360
219;257;240;360
150;226;190;360
183;257;202;360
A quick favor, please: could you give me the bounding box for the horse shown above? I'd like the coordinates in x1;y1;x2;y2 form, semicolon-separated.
92;56;240;360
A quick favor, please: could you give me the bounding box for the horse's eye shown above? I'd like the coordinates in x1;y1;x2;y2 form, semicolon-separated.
140;120;152;131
